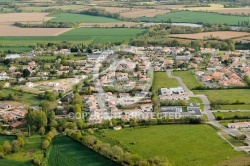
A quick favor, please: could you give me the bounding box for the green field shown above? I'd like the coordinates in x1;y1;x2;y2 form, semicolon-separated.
1;89;42;106
50;13;120;23
0;46;33;53
214;111;250;119
194;89;250;104
220;104;250;110
20;5;87;12
152;72;179;92
48;135;118;166
141;10;250;25
0;28;146;46
98;125;243;166
1;134;43;165
0;135;16;144
173;70;202;90
221;134;245;147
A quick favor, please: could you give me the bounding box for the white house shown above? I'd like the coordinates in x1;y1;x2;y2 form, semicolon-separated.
25;82;34;88
228;122;250;129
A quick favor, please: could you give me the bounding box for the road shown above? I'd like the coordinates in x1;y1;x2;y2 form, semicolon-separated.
167;70;250;146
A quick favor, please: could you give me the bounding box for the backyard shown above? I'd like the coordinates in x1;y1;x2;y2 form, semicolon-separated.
152;71;179;92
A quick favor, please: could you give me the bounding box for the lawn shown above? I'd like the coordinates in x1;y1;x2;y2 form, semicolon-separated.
173;70;201;90
152;72;179;92
213;111;250;119
98;125;243;166
50;13;120;23
220;104;250;110
221;134;245;147
194;89;250;104
140;10;250;25
48;135;118;166
0;28;146;46
0;135;16;145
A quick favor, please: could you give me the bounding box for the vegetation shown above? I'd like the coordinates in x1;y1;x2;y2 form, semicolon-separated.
140;10;250;25
152;72;179;92
50;13;120;23
97;125;243;166
214;111;250;120
173;70;202;90
48;135;119;166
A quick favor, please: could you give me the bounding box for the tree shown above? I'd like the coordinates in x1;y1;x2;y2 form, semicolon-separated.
22;69;31;78
111;145;123;159
3;141;12;154
39;126;45;135
76;119;85;130
26;110;47;130
17;137;25;147
87;128;94;135
11;140;21;153
42;140;50;150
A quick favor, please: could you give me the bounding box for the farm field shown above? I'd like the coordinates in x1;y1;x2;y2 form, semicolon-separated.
98;125;244;166
213;111;250;119
152;71;179;92
120;9;170;18
180;4;250;15
48;135;118;166
173;70;201;89
0;24;72;36
233;36;250;43
169;31;250;40
0;28;146;46
0;13;52;23
140;10;250;25
19;5;87;12
0;46;33;53
194;89;250;104
50;13;120;23
80;22;140;27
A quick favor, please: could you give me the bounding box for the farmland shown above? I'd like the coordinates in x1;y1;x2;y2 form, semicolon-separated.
49;13;121;23
173;70;201;89
169;31;250;40
120;9;170;18
48;135;118;166
98;125;243;166
0;28;146;46
0;46;33;53
140;10;250;25
152;72;179;92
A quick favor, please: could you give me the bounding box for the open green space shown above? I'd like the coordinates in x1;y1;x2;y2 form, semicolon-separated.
152;72;179;92
48;135;118;166
0;46;33;53
20;5;87;12
98;125;243;166
1;89;42;106
214;111;250;119
50;13;120;23
140;10;250;25
173;70;201;90
0;135;16;145
220;104;250;110
0;28;146;46
194;89;250;104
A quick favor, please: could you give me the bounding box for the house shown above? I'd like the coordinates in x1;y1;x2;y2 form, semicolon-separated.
54;86;66;93
25;82;34;88
159;87;189;100
161;87;185;95
0;104;13;111
9;66;16;71
116;72;128;81
228;122;250;129
5;54;20;59
49;82;59;87
140;104;153;112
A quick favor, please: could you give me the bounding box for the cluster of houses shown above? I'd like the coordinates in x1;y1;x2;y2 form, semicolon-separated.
0;104;26;128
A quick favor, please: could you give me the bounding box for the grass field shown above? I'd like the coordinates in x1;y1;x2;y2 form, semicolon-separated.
0;46;33;53
173;70;201;90
220;104;250;110
214;111;250;119
194;89;250;104
0;135;16;144
50;13;121;23
221;134;245;147
98;125;243;166
1;89;42;106
0;28;146;46
48;135;118;166
140;10;250;25
152;72;179;92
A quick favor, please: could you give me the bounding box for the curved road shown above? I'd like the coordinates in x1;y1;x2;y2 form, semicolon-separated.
166;70;249;140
